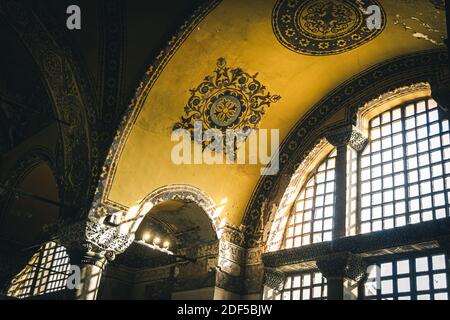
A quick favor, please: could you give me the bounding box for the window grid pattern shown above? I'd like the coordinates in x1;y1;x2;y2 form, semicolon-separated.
8;242;70;299
283;151;337;249
364;252;450;300
360;99;450;233
265;272;327;300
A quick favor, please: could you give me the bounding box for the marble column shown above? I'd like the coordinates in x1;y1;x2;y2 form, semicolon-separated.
316;252;367;300
325;125;367;239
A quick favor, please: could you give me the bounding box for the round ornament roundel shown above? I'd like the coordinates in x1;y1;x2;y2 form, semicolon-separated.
272;0;386;56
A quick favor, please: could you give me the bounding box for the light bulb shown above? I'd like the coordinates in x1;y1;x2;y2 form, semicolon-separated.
153;237;161;245
163;241;170;249
142;232;151;242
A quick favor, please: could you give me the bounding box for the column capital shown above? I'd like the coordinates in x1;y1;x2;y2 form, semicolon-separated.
316;252;367;283
57;220;134;262
220;224;246;247
263;267;286;292
325;125;368;152
430;70;450;119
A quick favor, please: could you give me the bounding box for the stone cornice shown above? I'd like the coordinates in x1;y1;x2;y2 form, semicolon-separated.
263;217;450;271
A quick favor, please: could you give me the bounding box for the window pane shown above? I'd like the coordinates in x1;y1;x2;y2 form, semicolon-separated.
265;272;327;301
283;151;336;248
360;99;449;233
363;252;450;300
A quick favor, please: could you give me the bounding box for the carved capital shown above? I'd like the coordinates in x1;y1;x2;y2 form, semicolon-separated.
263;267;286;291
430;70;450;118
57;220;134;261
316;252;367;283
325;125;368;152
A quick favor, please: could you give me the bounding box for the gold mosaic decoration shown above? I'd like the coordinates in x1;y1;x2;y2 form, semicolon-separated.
272;0;386;56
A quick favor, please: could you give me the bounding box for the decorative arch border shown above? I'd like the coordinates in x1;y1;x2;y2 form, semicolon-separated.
242;49;448;248
132;184;221;239
88;0;222;218
0;0;97;213
0;147;59;224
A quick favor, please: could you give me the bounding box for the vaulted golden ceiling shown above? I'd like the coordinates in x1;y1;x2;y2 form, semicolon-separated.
98;0;446;227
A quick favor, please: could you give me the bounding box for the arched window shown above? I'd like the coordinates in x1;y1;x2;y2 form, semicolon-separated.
280;97;450;248
283;150;336;249
360;98;450;233
265;96;450;301
8;242;70;299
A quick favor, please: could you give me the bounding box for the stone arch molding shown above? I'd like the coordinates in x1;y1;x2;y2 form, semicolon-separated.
0;0;97;215
72;185;222;260
122;184;222;239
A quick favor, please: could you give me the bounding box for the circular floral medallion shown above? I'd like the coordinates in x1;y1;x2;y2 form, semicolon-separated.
208;91;245;128
273;0;386;55
174;58;281;150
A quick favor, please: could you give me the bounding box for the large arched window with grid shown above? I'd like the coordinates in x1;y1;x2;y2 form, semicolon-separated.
282;150;337;249
360;98;450;233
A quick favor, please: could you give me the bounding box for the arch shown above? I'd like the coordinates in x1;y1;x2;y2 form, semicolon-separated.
0;147;59;217
263;84;441;252
357;82;432;134
0;148;60;246
129;184;221;239
88;0;221;219
0;0;97;213
243;49;448;248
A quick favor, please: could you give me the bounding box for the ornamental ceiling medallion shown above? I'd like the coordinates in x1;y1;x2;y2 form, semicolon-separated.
272;0;386;56
174;58;281;149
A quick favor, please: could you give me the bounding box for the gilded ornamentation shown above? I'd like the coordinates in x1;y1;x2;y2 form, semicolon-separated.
272;0;386;55
174;58;281;149
89;0;221;217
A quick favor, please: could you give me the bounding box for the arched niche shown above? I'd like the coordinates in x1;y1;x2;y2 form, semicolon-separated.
135;200;217;248
100;185;221;300
0;162;60;247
